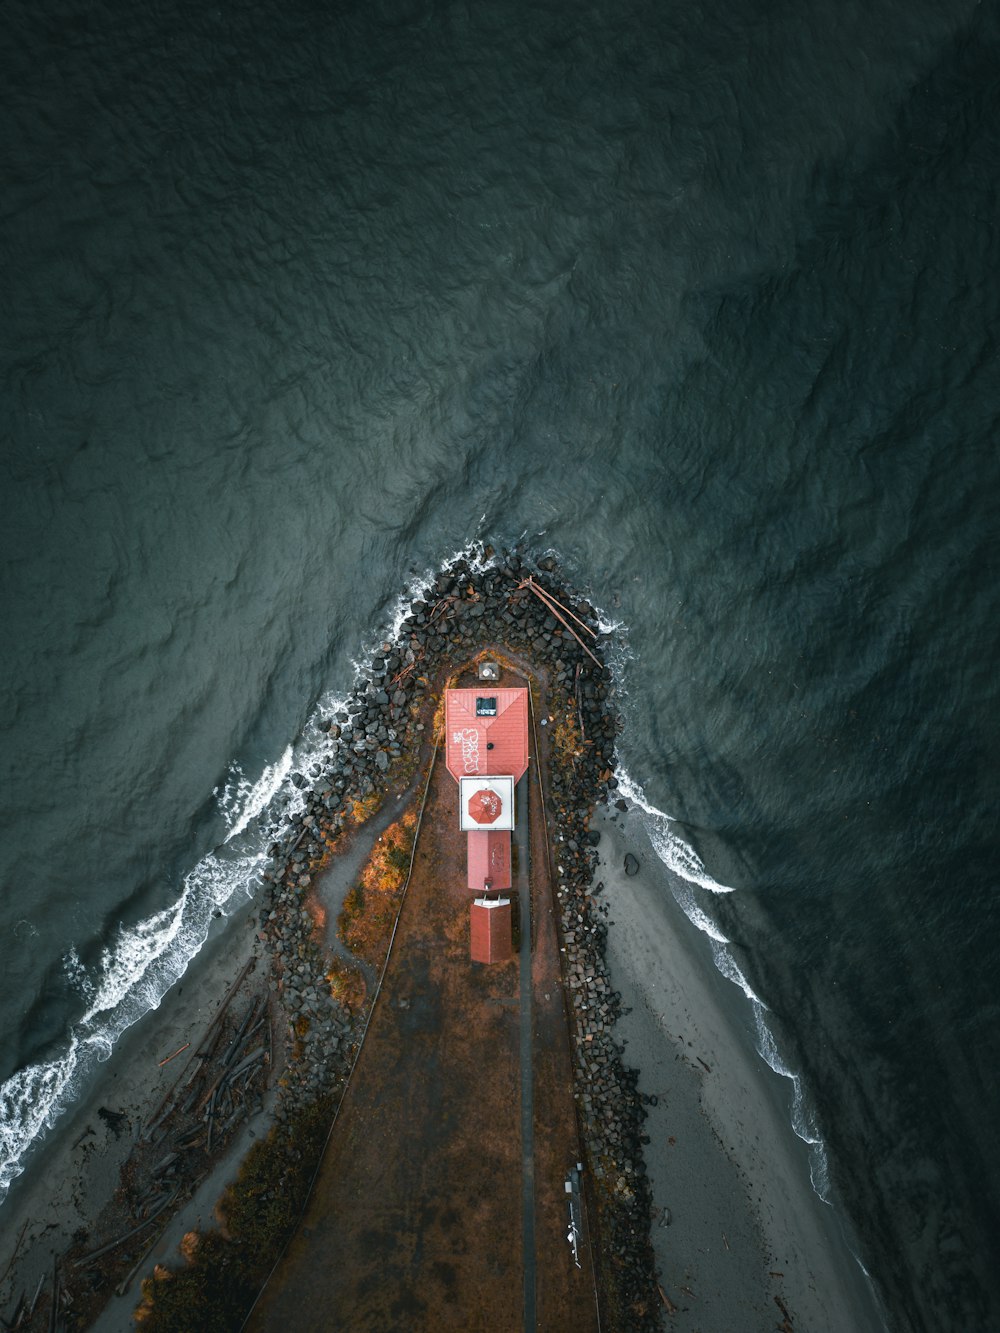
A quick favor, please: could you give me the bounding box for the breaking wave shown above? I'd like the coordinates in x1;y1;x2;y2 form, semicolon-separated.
1;708;343;1202
617;765;831;1201
0;540;514;1205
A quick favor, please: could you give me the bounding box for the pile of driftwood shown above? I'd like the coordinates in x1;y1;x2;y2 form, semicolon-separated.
2;962;274;1331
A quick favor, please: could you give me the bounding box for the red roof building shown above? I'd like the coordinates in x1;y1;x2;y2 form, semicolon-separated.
445;689;529;784
467;830;512;893
445;685;528;966
470;897;513;965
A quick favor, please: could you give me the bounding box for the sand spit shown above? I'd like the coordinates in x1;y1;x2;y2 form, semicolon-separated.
0;546;882;1332
596;803;887;1333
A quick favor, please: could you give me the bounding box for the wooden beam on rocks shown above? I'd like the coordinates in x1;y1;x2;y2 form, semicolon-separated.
518;578;603;668
521;576;598;638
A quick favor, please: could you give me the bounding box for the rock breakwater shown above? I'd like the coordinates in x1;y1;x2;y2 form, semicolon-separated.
131;547;663;1331
255;546;659;1328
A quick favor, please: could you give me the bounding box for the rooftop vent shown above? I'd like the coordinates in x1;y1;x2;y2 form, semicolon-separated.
476;696;497;717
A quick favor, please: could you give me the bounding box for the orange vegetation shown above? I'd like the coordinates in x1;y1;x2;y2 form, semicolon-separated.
339;812;416;969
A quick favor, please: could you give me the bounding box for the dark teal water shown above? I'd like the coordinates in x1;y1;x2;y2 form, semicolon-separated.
2;1;999;1327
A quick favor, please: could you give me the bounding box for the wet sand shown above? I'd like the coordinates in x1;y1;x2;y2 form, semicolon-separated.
595;802;886;1333
2;796;885;1333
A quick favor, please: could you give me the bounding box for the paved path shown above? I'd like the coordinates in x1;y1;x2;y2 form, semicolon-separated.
515;772;535;1331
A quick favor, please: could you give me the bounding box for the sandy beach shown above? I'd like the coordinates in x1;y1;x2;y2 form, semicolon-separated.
2;794;890;1333
2;797;891;1332
0;905;267;1330
595;801;887;1333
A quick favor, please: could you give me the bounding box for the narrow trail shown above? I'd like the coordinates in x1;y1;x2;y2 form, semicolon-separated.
516;770;536;1331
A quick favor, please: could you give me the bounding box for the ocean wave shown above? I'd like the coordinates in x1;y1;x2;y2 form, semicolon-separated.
217;747;293;843
0;842;266;1203
616;769;735;894
620;762;831;1203
0;540;495;1204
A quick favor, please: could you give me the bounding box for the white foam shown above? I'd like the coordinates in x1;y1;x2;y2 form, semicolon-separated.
218;747;294;843
710;939;766;1005
0;1035;82;1197
618;762;832;1206
670;879;731;943
0;845;265;1203
620;769;734;895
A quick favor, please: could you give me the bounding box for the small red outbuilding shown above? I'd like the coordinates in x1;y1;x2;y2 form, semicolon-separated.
469;896;513;965
467;829;512;892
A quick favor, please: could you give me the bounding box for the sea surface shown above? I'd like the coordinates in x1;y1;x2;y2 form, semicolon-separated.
2;0;998;1327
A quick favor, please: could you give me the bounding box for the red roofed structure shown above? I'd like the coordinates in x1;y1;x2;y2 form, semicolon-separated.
470;896;513;965
444;683;529;965
467;829;512;893
445;688;529;784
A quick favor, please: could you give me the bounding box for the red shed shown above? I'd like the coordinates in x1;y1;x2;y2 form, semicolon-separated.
470;896;513;965
467;829;512;892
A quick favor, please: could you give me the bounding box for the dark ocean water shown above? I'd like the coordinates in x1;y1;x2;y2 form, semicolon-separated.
2;0;999;1327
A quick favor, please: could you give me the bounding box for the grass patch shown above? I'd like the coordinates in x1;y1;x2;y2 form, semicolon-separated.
347;791;382;826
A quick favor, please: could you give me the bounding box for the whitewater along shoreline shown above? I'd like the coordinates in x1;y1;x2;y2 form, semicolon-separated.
593;805;887;1333
0;548;882;1330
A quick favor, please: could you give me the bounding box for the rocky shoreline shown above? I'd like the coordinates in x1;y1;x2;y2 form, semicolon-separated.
253;546;661;1329
3;547;664;1332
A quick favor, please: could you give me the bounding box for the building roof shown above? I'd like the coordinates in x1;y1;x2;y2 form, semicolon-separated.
458;776;515;831
470;897;513;965
444;687;529;784
467;830;512;892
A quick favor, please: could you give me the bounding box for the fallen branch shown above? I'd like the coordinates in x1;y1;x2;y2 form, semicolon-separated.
26;1271;45;1320
224;1047;266;1087
4;1290;24;1330
157;1042;190;1068
0;1219;28;1287
140;1100;176;1144
142;956;255;1134
115;1231;161;1299
518;578;603;667
657;1284;677;1315
47;1259;57;1333
774;1293;793;1323
223;1001;259;1067
196;957;256;1056
522;576;597;637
